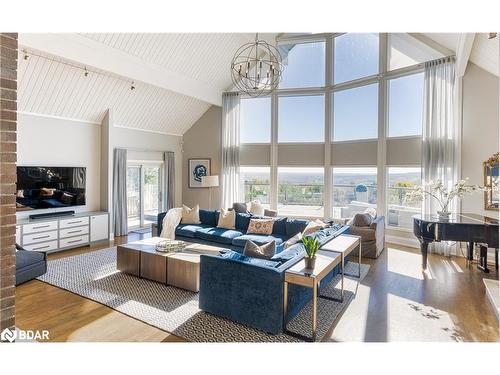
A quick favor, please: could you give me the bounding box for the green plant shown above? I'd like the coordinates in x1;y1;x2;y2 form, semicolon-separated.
302;236;320;259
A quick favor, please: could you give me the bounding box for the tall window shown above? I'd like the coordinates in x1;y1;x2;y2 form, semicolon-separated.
278;167;324;217
240;97;271;143
332;167;377;218
333;83;378;141
279;41;325;89
334;33;379;84
387;167;422;228
388;73;424;137
278;95;325;143
239;167;270;206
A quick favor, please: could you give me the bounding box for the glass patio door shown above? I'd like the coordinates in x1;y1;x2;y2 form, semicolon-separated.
127;164;162;230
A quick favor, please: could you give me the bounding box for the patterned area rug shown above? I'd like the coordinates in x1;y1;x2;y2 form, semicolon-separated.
38;247;369;342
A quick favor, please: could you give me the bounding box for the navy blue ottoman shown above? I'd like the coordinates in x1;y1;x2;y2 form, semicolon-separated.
15;244;47;286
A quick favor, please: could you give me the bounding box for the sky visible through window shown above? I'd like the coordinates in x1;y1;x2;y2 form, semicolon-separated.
334;33;379;84
278;95;324;142
388;73;424;137
241;34;425;144
240;97;271;143
333;84;378;141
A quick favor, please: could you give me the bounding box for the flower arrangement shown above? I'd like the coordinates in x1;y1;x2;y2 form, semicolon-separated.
406;178;485;218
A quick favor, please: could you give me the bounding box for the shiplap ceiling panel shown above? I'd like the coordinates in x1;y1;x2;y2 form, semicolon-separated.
79;33;277;89
17;51;211;135
423;33;499;76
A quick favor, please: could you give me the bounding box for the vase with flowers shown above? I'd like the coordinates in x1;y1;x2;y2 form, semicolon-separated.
407;178;485;220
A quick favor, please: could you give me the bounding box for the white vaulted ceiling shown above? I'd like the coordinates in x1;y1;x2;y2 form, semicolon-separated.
423;33;499;76
18;33;277;135
17;51;211;134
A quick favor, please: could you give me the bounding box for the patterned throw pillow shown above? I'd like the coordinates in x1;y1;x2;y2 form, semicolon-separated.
247;218;274;235
217;208;236;229
181;204;201;224
243;240;276;259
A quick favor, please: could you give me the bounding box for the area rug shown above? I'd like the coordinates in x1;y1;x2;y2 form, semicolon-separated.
38;247;369;342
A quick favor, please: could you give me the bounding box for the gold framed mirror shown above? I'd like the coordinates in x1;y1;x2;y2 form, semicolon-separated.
484;152;499;211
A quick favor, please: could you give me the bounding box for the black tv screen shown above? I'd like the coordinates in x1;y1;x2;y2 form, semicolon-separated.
16;166;86;211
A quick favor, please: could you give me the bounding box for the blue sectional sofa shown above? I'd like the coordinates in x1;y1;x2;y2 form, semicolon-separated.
157;209;349;334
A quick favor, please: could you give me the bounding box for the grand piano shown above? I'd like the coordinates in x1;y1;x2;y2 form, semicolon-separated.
413;213;499;273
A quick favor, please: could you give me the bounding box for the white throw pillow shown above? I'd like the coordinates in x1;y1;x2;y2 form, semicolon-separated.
248;200;265;216
181;204;201;224
217;208;236;229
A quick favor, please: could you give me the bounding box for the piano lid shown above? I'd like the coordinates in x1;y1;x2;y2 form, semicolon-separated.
413;213;499;226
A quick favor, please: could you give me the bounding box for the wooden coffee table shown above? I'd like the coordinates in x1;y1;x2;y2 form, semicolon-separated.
116;237;223;292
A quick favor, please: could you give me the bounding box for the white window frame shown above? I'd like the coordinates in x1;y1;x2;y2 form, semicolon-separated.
237;33;441;230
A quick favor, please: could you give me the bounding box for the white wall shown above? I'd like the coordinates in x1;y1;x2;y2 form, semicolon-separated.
461;63;499;217
17;112;183;224
16;113;101;218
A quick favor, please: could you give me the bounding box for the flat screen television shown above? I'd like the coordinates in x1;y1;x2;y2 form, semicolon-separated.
16;166;86;211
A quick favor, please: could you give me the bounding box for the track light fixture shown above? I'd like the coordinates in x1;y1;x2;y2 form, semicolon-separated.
84;67;89;77
488;32;498;39
23;50;29;60
130;82;135;90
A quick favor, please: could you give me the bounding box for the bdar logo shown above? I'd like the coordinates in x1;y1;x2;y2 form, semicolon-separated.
1;328;16;342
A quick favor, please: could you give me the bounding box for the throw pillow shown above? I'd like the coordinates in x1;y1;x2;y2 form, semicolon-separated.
350;213;372;227
243;240;276;260
248;200;265;216
217;208;236;229
283;232;302;249
232;202;249;214
247;218;274;235
302;220;324;236
364;207;377;219
40;187;55;197
181;204;201;224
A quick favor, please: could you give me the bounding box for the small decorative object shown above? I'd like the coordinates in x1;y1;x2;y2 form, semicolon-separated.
156;239;187;253
407;178;486;220
188;158;211;188
302;236;320;272
230;33;284;97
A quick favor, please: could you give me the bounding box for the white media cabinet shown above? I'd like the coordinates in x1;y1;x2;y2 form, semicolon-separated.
16;211;109;253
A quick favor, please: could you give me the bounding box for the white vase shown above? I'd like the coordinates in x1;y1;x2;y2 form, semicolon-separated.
437;210;452;220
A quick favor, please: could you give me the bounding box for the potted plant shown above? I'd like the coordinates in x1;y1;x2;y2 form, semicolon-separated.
407;178;485;220
302;236;320;271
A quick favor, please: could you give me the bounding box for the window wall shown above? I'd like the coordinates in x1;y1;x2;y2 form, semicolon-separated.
278;167;324;217
387;167;422;228
332;167;377;219
240;167;271;206
239;33;436;225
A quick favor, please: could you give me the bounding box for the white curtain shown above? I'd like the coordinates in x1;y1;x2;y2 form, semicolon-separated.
113;148;128;236
221;92;240;209
163;151;175;211
422;57;459;255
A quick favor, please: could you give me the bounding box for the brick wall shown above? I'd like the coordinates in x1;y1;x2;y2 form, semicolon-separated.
0;32;17;333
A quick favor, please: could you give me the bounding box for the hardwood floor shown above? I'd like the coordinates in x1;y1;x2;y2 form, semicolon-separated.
15;234;499;342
